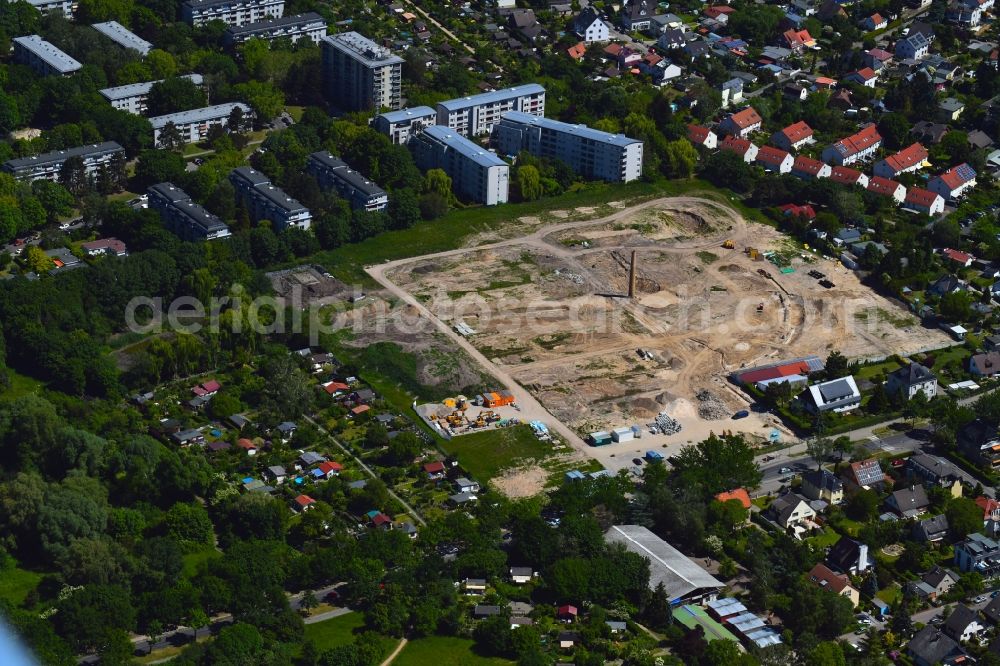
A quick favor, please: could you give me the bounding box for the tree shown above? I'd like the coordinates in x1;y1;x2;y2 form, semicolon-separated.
877;113;911;150
806;438;834;469
157;122;184;151
846;489;880;522
146;77;207;117
423;169;454;202
825;351;849;379
947;496;985;540
664;138;698;178
31;181;74;223
940;290;972;322
164;502;214;545
516;165;543;201
233;81;285;121
59;156;89;196
387;188;420;230
805;642;846;666
54;585;136;651
672;433;762;494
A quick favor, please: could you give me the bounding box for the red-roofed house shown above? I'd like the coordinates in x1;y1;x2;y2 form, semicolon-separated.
873;142;928;179
822;124;882;165
715;488;752;509
317;461;343;479
603;43;622;57
293;494;317;512
718;107;763;139
557;605;578;621
929;163;977;200
424;460;446;479
81;238;127;257
719;136;758;163
755;146;794;173
192;379;221;397
942;248;974;267
829;166;869;188
845;67;879;87
687;124;718;149
567;42;586;60
791;155;831;180
864;48;893;70
976;496;1000;521
861;13;887;31
351;404;371;416
903;187;945;216
814;76;838;89
704;5;734;19
808;563;860;607
372;513;392;529
867;176;906;203
781;28;816;51
236;438;257;455
779;203;818;219
324;381;351;395
772;121;815;151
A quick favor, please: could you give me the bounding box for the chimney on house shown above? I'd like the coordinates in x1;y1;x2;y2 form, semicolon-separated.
628;250;637;299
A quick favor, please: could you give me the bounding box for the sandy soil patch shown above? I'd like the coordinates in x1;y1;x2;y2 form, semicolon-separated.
491;465;550;498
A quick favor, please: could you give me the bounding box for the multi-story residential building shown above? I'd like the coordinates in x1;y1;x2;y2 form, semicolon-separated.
321;32;402;112
224;12;326;46
409;126;509;206
958;418;1000;470
149;102;252;147
896;32;930;59
182;0;284;26
771;121;814;151
717;107;762;139
373;106;437;145
954;533;1000;575
573;7;610;43
886;362;938;400
99;74;205;115
873;142;929;179
822;124;882;165
148;183;232;241
2;142;124;183
435;84;546;137
92;21;153;55
946;0;982;27
929;163;977;201
13;35;82;77
305;151;388;212
229;167;312;231
24;0;75;15
491;111;643;183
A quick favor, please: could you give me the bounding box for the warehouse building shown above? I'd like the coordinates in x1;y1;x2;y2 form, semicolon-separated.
148;183;232;241
92;21;153;55
410;126;509;205
305;151;388;212
229;167;312;231
373;106;437;145
13;35;82;77
492;111;643;183
2;142;124;183
224;12;326;45
182;0;284;26
435;84;546;137
99;74;205;115
321;32;402;112
149;102;252;147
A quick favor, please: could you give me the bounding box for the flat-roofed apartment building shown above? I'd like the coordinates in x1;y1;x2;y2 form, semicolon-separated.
409;125;509;206
224;12;326;45
149;102;252;147
148;182;232;241
91;21;153;55
2;142;124;183
229;167;312;230
100;74;205;115
26;0;75;15
13;35;82;77
305;151;388;212
182;0;283;26
493;111;644;183
435;84;545;137
321;32;402;112
373;106;436;145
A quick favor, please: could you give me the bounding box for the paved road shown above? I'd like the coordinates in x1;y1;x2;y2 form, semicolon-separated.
304;414;427;526
304;607;353;625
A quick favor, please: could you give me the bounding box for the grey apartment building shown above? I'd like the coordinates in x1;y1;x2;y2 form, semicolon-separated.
91;21;153;55
148;183;232;241
321;32;402;112
373;106;436;145
224;12;326;45
181;0;283;26
2;142;124;183
13;35;81;77
493;112;644;183
100;74;205;116
305;151;388;212
409;126;509;206
435;84;546;137
25;0;75;15
149;102;252;147
229;167;312;231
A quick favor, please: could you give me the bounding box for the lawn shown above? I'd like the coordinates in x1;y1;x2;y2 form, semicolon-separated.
0;371;44;402
181;547;221;579
302;612;398;653
393;636;513;666
439;425;553;482
806;526;843;550
854;358;903;382
0;565;43;606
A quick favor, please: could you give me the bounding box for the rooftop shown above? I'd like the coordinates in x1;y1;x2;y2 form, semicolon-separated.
436;83;545;112
4;142;123;170
420;125;508;169
500;111;642;148
13;35;82;74
321;32;403;66
99;74;204;101
149;102;251;129
307;151;387;198
377;106;436;124
227;12;326;36
92;21;153;55
605;525;723;601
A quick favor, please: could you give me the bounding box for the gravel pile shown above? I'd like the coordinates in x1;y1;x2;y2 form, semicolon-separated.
696;390;729;420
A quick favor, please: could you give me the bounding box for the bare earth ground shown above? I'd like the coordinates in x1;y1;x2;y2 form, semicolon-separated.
366;197;952;476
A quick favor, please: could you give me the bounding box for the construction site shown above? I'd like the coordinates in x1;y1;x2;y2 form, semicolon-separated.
369;196;953;470
416;392;527;439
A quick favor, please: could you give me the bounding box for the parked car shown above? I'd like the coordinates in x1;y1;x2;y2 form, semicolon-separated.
732;410;750;419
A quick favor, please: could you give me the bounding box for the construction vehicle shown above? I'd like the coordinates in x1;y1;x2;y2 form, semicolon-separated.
756;302;764;313
757;269;771;279
745;247;761;260
722;239;734;249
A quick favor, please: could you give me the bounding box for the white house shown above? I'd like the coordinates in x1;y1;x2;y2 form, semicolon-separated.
755;146;794;174
719;136;758;163
573;8;610;43
802;376;861;414
886;363;937;401
929;163;977;201
718;107;762;139
903;187;945;215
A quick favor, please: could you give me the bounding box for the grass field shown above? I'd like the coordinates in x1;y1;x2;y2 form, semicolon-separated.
0;565;43;606
304;613;368;652
0;371;44;402
393;636;513;666
439;425;552;482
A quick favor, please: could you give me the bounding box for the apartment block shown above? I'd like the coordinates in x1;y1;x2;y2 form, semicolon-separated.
2;142;124;183
24;0;75;15
410;126;509;206
321;32;402;112
99;74;205;116
149;102;252;147
305;151;388;212
435;84;546;137
181;0;284;27
148;183;232;241
13;35;82;77
229;167;312;231
492;111;643;183
92;21;153;55
224;12;327;46
373;106;437;145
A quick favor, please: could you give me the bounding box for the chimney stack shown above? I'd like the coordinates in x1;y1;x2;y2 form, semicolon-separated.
628;250;637;299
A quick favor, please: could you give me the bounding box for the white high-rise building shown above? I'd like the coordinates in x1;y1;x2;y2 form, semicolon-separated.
321;32;402;112
410;126;509;206
435;84;545;137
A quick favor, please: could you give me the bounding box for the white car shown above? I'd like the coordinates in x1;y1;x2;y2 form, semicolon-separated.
974;595;988;604
58;222;71;230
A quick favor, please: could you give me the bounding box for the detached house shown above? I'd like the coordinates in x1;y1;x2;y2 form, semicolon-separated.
573;7;610;43
873;142;928;179
720;136;758;163
621;0;655;31
861;13;888;30
822;124;882;165
845;67;879;87
843;458;886;491
781;28;815;51
970;352;1000;378
929;163;977;201
908;453;960;489
718;107;762;139
913;514;950;543
958;418;1000;469
801;376;862;414
827;536;873;574
908;626;971;666
687;124;717;149
886;362;937;400
896;32;930;60
888;485;931;517
867;176;907;203
904;187;946;216
943;604;986;643
772;121;815;151
801;469;844;504
766;492;816;530
808;563;860;607
755;146;794;174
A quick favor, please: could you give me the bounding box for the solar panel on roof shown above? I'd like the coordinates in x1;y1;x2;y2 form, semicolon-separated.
819;379;854;401
957;163;977;181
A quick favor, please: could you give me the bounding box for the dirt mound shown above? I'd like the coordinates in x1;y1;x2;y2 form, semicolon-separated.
717;264;746;273
630;397;663;418
696;389;729;420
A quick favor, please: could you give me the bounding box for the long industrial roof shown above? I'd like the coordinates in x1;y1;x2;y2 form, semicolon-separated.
92;21;153;55
420;126;508;168
99;74;204;101
436;84;545;112
13;35;82;74
500;111;642;148
149;102;251;129
605;525;724;601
